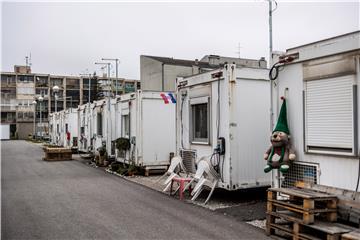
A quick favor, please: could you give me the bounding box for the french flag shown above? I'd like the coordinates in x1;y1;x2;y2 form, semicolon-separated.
161;93;176;104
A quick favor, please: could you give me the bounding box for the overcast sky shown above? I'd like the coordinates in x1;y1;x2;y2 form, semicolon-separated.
1;1;359;79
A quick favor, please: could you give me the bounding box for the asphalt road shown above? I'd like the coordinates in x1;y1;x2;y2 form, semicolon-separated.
2;140;269;240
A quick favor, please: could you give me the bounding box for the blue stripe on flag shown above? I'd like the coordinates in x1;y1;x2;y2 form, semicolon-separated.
168;93;176;103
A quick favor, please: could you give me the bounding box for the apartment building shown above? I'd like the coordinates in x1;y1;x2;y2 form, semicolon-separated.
0;65;139;139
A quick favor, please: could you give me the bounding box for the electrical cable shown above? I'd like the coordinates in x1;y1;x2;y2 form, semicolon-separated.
355;156;360;192
221;154;225;182
180;93;185;149
269;62;281;81
217;78;220;139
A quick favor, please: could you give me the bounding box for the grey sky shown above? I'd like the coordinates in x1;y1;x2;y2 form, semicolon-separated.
1;1;359;79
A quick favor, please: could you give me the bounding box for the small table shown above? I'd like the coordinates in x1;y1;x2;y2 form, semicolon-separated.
170;177;192;200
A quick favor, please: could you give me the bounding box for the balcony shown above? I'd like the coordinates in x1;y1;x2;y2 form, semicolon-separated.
1;118;16;124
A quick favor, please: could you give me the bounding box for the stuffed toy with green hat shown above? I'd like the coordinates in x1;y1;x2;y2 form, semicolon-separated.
264;97;296;173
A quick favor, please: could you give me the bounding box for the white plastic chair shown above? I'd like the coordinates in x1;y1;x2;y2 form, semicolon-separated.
157;156;186;192
184;156;219;204
183;156;209;192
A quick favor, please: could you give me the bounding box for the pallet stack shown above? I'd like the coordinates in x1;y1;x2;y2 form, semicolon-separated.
266;187;357;240
43;147;72;161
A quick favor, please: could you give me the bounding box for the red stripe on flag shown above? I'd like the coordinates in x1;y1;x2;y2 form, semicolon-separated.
160;93;169;104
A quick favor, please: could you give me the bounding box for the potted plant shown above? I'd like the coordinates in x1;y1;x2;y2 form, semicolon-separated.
97;145;107;166
115;137;130;159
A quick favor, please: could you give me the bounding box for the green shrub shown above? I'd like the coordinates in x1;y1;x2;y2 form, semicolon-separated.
116;138;130;151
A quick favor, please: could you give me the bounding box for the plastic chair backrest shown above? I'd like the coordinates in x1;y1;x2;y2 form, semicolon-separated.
194;159;209;180
168;156;182;173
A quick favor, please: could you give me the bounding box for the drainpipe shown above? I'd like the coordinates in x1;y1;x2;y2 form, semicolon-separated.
162;63;165;91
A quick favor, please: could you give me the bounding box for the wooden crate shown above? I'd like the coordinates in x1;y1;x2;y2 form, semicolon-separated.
43;147;72;161
267;188;338;225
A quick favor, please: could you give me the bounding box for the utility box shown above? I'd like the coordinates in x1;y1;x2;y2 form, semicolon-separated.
177;63;271;190
0;124;10;140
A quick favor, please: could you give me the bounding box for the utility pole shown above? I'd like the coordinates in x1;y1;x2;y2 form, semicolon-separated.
235;43;242;59
269;0;279;188
268;0;278;130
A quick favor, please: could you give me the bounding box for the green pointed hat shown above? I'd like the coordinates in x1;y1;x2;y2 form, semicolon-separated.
273;98;290;134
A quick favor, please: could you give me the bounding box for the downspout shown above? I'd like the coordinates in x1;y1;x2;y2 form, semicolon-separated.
162;63;165;91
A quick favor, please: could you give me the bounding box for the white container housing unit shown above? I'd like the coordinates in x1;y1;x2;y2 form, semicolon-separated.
78;99;109;154
48;108;78;148
270;31;360;191
176;63;270;191
77;98;117;155
49;112;61;145
62;108;78;148
116;90;176;173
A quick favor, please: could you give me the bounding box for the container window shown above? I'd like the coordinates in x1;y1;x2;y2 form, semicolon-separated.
122;115;129;137
304;75;356;155
97;113;103;136
191;103;209;143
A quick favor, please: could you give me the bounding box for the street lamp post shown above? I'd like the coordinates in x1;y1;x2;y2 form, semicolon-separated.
32;100;37;139
38;96;44;139
53;85;60;113
102;58;120;97
95;61;112;157
95;62;111;97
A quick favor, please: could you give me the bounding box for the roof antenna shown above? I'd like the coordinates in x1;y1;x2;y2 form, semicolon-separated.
235;42;242;59
25;53;32;67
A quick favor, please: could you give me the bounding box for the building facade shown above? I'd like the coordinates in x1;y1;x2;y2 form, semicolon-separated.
1;66;139;139
140;55;266;92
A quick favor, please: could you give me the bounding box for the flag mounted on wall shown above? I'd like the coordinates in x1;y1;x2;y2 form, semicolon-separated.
160;93;176;104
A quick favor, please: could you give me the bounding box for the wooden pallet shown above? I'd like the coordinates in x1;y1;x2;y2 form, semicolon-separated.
341;231;360;240
295;182;360;228
144;165;168;176
267;212;355;240
267;188;338;225
43;147;72;161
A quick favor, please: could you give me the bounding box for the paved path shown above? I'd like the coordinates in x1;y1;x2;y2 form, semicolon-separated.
1;140;269;240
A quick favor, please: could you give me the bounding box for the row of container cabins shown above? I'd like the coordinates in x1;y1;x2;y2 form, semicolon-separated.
49;31;360;192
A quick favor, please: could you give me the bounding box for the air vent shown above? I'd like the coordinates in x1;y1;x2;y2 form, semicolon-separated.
281;162;319;188
180;149;197;174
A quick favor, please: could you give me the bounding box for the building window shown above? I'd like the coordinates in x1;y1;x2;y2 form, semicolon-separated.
190;96;210;144
305;75;356;155
18;75;33;83
97;113;103;136
122;115;129;137
124;83;135;93
17;87;35;95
